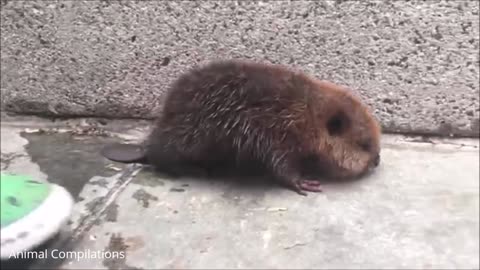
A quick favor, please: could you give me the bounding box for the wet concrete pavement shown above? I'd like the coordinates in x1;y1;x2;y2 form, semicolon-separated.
1;115;479;269
1;115;139;269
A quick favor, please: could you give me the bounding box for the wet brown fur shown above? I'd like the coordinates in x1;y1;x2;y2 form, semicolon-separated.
144;59;381;195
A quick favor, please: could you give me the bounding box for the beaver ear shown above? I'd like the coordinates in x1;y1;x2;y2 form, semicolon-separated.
326;110;351;136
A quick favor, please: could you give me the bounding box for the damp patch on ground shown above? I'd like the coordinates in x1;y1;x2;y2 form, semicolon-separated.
21;132;127;198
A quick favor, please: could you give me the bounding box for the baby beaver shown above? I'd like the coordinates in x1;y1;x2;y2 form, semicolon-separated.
101;59;381;195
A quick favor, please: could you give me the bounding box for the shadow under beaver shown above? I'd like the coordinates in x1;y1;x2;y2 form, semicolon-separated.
139;157;378;195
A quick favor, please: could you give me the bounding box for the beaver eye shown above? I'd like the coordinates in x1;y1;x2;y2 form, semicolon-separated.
327;111;350;136
358;140;371;152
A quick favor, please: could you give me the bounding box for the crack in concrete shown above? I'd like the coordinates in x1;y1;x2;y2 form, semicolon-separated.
28;164;143;270
0;152;27;170
283;242;308;250
72;164;143;237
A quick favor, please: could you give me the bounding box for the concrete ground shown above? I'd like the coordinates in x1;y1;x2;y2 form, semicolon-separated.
1;114;479;269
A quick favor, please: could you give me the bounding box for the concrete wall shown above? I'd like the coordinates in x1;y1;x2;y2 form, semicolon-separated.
1;1;479;137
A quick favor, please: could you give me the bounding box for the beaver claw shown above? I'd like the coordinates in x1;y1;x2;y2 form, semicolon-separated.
295;180;323;196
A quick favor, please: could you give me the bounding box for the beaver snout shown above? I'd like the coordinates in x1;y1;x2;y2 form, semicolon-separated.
372;153;380;167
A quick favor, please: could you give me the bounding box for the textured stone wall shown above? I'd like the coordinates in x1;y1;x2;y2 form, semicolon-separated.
1;1;479;136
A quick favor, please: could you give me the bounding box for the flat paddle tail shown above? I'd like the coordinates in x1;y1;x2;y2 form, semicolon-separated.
100;143;148;164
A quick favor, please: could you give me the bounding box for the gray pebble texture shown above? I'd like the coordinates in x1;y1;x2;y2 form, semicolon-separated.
1;1;479;136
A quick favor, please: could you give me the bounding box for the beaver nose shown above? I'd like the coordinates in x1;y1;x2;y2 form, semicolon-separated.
373;154;380;167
